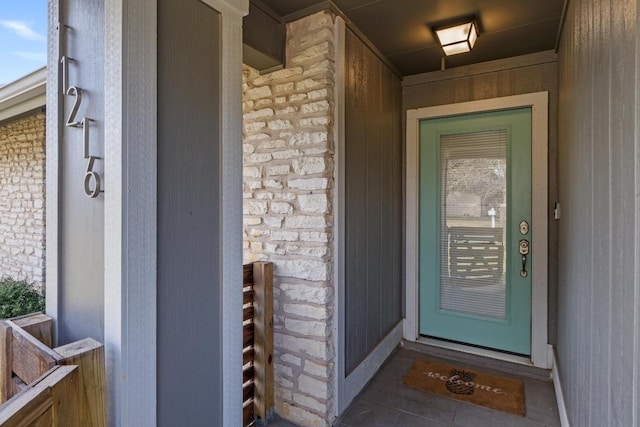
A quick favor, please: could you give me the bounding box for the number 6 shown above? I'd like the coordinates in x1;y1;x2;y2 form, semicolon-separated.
83;156;101;198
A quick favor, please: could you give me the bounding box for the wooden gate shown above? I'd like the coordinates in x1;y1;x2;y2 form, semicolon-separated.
0;314;106;426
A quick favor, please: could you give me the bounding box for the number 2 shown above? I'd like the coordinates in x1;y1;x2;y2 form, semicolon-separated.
65;86;82;127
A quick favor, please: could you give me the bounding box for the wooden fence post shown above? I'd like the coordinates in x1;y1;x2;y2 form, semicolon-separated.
11;314;54;348
0;321;12;403
253;262;274;423
55;338;107;427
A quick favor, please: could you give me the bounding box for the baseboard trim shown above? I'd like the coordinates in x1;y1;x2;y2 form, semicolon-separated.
342;321;403;412
551;346;571;427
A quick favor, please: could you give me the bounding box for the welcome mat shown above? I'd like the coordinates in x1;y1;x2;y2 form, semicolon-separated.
403;359;525;416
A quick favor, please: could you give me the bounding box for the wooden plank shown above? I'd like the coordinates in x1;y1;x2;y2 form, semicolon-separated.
0;365;78;427
243;348;255;365
243;323;254;349
0;321;13;403
243;365;255;384
54;338;106;427
243;306;254;322
242;380;254;403
11;314;54;348
243;289;255;305
243;264;254;286
30;407;52;427
0;378;52;427
252;262;273;422
6;320;60;385
242;400;254;427
49;365;82;427
10;376;27;397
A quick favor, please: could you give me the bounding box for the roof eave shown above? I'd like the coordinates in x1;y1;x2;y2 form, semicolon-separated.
0;67;47;123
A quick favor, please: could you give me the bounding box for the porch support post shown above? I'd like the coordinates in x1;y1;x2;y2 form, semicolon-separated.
198;1;249;424
103;0;158;425
45;0;61;337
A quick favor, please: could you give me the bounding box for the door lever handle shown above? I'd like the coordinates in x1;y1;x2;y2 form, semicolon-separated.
519;239;529;278
521;254;528;277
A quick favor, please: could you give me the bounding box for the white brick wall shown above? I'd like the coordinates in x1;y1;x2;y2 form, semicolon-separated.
0;112;46;287
243;10;337;427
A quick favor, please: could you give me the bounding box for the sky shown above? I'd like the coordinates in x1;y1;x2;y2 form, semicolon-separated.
0;0;47;85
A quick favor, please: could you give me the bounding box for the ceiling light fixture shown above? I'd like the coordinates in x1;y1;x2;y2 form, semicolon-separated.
434;20;479;56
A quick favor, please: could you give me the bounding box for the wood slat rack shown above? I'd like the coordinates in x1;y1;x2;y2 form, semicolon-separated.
243;262;274;427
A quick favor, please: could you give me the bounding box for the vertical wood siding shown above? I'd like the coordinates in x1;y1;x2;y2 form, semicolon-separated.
59;0;105;344
157;0;222;424
557;0;640;425
344;29;403;374
402;53;559;344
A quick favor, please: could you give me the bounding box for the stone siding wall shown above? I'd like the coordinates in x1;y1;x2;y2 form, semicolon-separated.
243;11;337;427
0;112;46;287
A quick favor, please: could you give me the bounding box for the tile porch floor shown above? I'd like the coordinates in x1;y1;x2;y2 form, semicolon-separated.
270;344;561;427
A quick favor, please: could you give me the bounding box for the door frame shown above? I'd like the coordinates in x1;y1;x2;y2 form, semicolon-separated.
404;92;550;369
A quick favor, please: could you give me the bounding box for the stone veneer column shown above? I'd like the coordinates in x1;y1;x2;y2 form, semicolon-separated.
242;10;337;427
0;112;46;287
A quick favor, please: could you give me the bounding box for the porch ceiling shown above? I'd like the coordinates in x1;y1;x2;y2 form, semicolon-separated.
257;0;565;76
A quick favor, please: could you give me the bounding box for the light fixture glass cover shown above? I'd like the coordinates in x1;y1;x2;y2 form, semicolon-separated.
435;21;478;56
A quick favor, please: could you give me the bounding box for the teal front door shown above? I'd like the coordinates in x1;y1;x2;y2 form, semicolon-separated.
419;108;532;355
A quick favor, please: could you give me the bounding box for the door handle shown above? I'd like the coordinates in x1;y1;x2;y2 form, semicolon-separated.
519;239;529;277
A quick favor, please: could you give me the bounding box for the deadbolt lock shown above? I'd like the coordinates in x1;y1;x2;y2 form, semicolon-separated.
519;220;529;235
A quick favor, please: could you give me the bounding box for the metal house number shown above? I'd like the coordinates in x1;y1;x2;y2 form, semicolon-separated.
60;27;102;198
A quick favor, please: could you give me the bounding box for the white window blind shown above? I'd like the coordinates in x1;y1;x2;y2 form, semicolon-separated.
439;130;507;320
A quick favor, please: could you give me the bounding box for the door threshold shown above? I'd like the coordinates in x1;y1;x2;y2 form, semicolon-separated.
405;337;551;380
417;336;532;365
